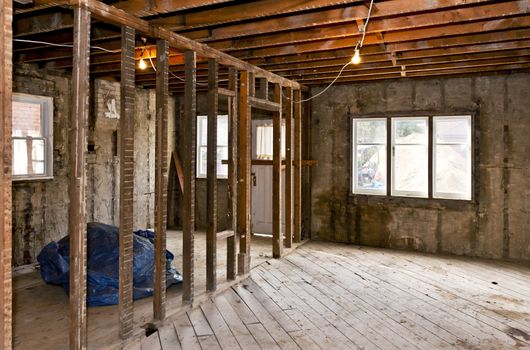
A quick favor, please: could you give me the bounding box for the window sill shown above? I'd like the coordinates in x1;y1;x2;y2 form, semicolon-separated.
349;193;477;210
13;176;54;183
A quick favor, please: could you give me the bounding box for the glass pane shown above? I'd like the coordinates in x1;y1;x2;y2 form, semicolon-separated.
356;145;386;191
13;139;28;175
198;147;207;177
217;116;229;146
435;144;471;198
32;139;45;175
357;119;386;144
12;101;42;137
435;117;469;144
198;116;208;145
394;144;428;195
394;119;427;144
256;125;273;159
217;146;228;177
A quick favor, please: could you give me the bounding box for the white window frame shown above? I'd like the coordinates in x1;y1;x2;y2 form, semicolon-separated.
12;93;54;181
196;114;229;179
433;115;472;200
351;118;387;196
391;116;429;198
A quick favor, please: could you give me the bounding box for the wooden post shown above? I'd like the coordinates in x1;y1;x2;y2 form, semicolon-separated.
272;84;283;258
0;2;12;349
237;71;251;275
258;77;268;100
227;68;238;281
182;50;196;303
69;5;90;349
293;90;302;243
118;25;136;339
206;58;218;291
154;39;169;321
284;87;293;248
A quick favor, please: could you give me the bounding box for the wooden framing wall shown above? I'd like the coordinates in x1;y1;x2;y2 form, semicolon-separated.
284;87;294;248
206;58;219;292
154;39;169;321
0;2;12;349
118;25;135;339
293;90;302;243
226;68;238;281
69;5;90;349
182;50;197;303
237;71;252;275
272;83;283;259
2;1;305;348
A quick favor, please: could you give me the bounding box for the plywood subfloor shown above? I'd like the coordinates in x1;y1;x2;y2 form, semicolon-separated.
13;230;277;350
144;242;530;350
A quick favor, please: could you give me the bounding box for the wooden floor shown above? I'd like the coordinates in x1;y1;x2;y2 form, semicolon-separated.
139;242;530;350
12;230;279;350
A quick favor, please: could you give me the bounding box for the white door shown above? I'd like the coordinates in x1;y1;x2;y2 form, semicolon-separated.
251;120;285;235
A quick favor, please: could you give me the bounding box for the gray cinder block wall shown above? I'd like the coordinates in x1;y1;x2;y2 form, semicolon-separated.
310;72;530;262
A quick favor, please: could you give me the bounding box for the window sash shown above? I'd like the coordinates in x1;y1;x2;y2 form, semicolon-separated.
352;118;387;196
432;116;472;200
12;93;53;180
196;114;229;179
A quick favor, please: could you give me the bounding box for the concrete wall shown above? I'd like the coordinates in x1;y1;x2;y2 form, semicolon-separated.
310;72;530;262
12;67;177;266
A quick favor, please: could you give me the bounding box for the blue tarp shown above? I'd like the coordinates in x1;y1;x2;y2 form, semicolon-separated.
37;222;182;306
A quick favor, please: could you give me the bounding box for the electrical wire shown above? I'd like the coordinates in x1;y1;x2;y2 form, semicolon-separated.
13;38;120;53
287;0;375;103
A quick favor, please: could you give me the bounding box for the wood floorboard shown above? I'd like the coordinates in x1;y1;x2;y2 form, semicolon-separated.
15;240;530;350
153;242;529;350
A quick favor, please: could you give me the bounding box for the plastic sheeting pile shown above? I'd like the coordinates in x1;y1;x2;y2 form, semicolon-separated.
37;222;182;306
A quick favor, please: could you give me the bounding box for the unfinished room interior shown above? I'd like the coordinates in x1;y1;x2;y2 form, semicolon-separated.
1;0;530;349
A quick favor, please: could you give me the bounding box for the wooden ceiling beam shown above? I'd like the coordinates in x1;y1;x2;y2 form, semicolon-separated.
230;15;530;58
202;0;525;49
182;0;499;42
149;0;367;31
79;0;302;89
297;63;530;85
107;0;236;17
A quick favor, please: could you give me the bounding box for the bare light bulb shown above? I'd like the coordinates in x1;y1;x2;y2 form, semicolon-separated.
138;57;147;70
351;49;361;65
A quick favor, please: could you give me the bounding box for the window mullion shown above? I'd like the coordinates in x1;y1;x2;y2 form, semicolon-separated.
386;117;391;197
428;116;433;199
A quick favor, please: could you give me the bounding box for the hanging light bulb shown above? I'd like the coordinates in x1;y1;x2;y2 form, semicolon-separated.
138;48;148;70
351;48;361;65
138;57;147;70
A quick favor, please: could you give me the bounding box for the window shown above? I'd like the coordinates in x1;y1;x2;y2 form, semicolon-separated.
12;93;53;180
352;118;387;195
254;122;285;160
352;115;472;201
197;114;228;178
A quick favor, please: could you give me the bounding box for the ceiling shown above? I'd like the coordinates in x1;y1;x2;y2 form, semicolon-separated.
12;0;530;93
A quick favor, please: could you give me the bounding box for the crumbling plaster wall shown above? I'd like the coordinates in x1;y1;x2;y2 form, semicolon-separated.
12;70;177;266
12;66;71;266
310;72;530;262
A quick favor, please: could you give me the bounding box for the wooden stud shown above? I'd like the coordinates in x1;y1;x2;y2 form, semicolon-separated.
182;50;196;303
206;58;218;292
237;71;251;275
118;25;136;339
249;72;256;97
293;90;302;243
0;2;12;349
69;5;90;349
258;77;268;100
386;118;392;197
227;67;238;281
284;87;293;248
272;83;283;258
154;39;169;321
